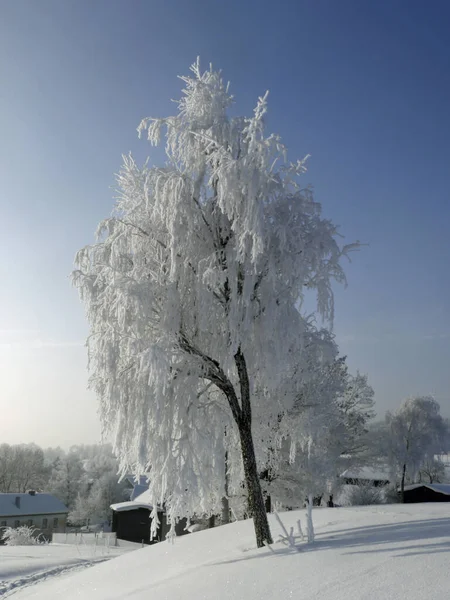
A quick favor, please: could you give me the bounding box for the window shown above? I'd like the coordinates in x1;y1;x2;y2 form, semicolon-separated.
42;518;48;528
27;519;33;527
14;520;20;528
53;518;59;528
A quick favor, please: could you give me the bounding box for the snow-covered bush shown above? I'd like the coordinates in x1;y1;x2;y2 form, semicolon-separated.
340;483;385;506
383;485;401;504
1;525;45;546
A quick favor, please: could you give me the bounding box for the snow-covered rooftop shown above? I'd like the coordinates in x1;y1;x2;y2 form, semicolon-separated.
110;500;153;513
340;466;390;481
131;488;153;505
130;484;148;501
0;493;68;517
110;488;158;512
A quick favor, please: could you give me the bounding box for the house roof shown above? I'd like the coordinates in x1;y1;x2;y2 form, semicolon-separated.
0;493;68;517
403;483;450;495
340;467;390;482
132;489;153;504
110;488;160;513
110;500;153;513
130;484;149;501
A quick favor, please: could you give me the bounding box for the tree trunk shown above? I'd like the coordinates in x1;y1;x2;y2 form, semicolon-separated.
182;335;272;548
400;463;407;503
306;494;315;543
231;347;273;548
238;417;273;547
221;449;230;524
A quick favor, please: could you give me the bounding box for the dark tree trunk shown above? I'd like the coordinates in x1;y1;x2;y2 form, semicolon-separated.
400;463;407;503
238;417;273;547
260;468;272;513
178;334;272;547
221;450;230;524
234;348;273;548
208;515;215;528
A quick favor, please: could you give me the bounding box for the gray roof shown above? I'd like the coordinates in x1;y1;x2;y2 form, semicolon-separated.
0;493;68;517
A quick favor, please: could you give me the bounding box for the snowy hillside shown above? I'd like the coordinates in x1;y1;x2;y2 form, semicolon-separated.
0;541;132;597
6;504;450;600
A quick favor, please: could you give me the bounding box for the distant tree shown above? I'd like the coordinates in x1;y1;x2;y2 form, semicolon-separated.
13;445;47;493
43;447;66;468
265;354;374;537
48;453;85;509
0;444;16;492
418;457;446;484
69;471;125;527
68;446;127;526
73;60;356;547
386;396;448;501
0;444;47;493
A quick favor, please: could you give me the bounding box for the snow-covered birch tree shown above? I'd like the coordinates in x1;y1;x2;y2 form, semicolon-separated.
385;396;448;501
73;60;357;548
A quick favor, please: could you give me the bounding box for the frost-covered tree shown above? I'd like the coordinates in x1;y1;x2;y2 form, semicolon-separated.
418;457;446;484
48;453;85;510
68;448;127;526
0;444;47;493
385;396;448;501
73;60;356;547
266;356;374;510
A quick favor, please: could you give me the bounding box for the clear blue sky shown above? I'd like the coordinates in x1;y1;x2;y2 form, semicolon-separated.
1;0;449;446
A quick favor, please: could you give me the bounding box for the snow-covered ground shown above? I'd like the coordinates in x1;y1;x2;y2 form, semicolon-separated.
5;503;450;599
0;542;133;597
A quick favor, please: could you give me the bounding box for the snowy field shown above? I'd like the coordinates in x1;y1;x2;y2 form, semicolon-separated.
3;503;450;600
0;541;133;598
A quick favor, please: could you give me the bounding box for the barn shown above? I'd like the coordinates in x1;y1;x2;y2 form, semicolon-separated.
403;483;450;503
111;490;187;544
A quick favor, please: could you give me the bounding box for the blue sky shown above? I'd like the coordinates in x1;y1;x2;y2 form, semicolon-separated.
1;0;449;446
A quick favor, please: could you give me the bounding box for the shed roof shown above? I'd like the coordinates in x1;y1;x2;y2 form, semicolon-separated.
0;493;68;517
110;500;153;513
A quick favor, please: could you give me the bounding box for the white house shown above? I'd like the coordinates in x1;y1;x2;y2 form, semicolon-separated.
0;492;68;534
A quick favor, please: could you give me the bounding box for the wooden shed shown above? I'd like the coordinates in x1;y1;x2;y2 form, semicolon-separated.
403;483;450;503
110;496;187;544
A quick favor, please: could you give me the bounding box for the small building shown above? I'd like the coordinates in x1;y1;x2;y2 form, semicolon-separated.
0;492;68;538
340;466;390;487
111;489;187;544
403;483;450;503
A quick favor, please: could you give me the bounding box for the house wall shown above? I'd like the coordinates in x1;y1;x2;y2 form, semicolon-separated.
0;513;67;533
112;509;187;544
403;487;450;503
